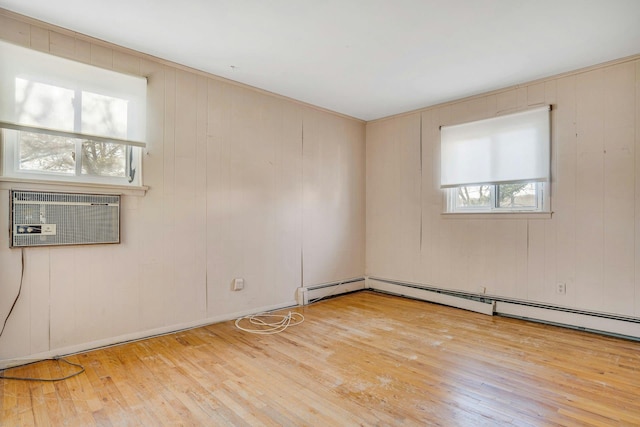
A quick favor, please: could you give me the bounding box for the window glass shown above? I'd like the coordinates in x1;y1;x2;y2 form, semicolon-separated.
447;182;545;213
456;185;491;209
81;140;127;177
17;131;76;174
497;183;537;209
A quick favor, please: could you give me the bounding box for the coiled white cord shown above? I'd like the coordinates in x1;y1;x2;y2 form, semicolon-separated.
235;311;304;334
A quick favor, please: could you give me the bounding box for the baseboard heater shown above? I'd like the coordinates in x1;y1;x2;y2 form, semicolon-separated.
296;277;366;305
367;278;495;315
367;277;640;340
10;190;120;248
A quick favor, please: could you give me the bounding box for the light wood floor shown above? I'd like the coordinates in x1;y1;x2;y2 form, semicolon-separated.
2;291;640;426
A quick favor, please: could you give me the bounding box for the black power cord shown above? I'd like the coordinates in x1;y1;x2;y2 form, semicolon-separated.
0;248;85;382
0;357;85;381
0;248;24;339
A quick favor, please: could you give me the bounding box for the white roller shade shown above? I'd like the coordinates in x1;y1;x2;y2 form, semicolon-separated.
440;106;550;188
0;40;146;146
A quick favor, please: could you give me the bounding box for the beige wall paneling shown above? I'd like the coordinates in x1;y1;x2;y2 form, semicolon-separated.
636;60;640;317
526;81;558;305
90;43;113;69
302;109;365;286
50;245;118;349
0;190;18;358
527;82;546;107
48;31;76;60
273;101;303;300
575;69;606;311
112;197;142;337
0;201;35;359
139;58;168;330
554;75;578;308
27;249;50;355
205;79;235;316
194;75;209;318
113;50;141;75
74;38;91;64
602;62;635;315
171;69;205;325
418;108;437;285
206;82;304;315
431;105;453;289
28;25;48;52
542;80;559;304
49;248;76;349
364;119;385;277
365;114;421;282
0;13;29;46
161;66;177;326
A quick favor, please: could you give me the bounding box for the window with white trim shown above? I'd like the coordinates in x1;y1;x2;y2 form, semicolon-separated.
441;106;550;213
0;40;146;186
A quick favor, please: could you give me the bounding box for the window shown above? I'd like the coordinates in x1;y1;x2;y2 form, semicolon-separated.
0;40;146;186
441;106;550;213
448;182;545;212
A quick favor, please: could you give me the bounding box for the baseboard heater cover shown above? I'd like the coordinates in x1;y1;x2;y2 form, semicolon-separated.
496;302;640;339
367;277;640;340
367;279;495;316
296;278;366;305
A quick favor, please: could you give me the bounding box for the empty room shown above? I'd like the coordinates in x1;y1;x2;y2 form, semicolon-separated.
1;1;640;425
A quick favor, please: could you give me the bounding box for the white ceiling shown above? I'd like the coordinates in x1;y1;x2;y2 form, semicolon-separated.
1;0;639;121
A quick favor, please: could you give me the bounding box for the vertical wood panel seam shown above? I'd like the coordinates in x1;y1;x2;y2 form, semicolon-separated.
300;118;304;286
419;114;423;253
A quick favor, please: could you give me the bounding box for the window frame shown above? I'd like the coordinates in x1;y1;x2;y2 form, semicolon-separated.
1;128;142;187
445;181;548;214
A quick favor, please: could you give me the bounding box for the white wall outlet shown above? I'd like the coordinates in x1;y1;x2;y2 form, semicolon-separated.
556;282;566;294
232;278;244;291
478;286;486;294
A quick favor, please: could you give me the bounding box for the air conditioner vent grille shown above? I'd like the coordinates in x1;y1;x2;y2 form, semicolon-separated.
10;190;120;247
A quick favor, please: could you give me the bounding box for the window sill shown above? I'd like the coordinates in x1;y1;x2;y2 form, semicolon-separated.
0;177;148;197
441;211;552;220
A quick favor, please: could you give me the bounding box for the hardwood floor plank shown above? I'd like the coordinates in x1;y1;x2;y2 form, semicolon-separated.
2;291;640;426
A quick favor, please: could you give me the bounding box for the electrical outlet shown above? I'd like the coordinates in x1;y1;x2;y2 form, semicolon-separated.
478;286;486;294
556;282;566;295
232;278;244;291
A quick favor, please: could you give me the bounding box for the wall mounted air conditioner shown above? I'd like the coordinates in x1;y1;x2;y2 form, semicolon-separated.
10;190;120;248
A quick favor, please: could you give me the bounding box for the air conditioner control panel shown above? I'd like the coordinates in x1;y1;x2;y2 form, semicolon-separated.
14;224;57;235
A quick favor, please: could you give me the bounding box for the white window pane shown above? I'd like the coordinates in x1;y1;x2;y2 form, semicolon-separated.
18;131;75;174
15;78;75;131
497;183;537;208
81;141;126;177
455;185;492;209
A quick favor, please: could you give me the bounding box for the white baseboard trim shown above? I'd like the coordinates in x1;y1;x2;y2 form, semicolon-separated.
296;278;366;305
0;299;297;370
368;278;495;316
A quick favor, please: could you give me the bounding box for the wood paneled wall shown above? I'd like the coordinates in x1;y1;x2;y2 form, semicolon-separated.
0;10;365;363
367;57;640;320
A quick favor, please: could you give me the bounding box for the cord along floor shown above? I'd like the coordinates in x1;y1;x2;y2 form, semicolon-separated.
2;290;639;426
